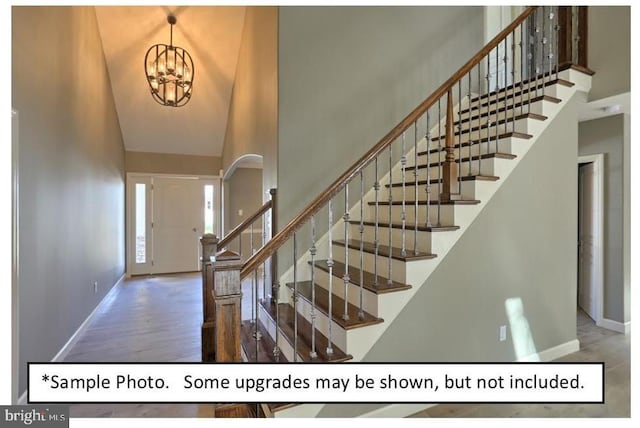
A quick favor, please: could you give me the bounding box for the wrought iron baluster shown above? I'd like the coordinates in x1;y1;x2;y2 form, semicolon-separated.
262;213;267;302
468;71;472;177
309;215;317;359
554;6;559;81
400;132;407;257
413;121;419;255
387;145;393;283
503;37;508;136
520;20;525;117
254;268;259;361
511;30;517;134
326;199;334;356
495;44;500;154
437;99;442;226
542;6;547;96
342;183;350;321
358;171;365;318
549;7;555;83
425;111;432;228
457;81;462;194
374;158;380;284
273;272;280;360
292;232;299;361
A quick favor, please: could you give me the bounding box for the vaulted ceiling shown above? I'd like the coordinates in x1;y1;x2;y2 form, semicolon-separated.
95;6;246;157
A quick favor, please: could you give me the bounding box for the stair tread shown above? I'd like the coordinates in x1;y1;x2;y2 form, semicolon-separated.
241;319;288;363
314;259;412;294
460;93;561;118
419;133;529;156
348;219;460;232
261;299;352;362
386;175;500;188
430;113;546;141
215;404;256;418
285;280;384;330
418;132;532;156
371;199;481;206
332;239;436;262
407;152;516;171
467;76;573;108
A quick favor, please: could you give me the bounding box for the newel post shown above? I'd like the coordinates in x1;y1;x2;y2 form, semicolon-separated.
440;89;462;202
200;234;218;362
269;188;278;299
212;250;243;362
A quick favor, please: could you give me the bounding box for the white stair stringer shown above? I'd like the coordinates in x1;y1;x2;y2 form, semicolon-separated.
271;73;589;418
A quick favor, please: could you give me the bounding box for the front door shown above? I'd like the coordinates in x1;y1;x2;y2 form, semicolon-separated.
127;175;219;275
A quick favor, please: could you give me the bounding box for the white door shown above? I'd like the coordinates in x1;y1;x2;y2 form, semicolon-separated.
152;177;204;274
578;162;597;320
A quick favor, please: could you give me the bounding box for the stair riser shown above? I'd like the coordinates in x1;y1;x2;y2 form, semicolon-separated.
460;92;549;122
466;78;561;112
312;267;380;316
390;180;478;201
333;245;410;284
417;139;513;168
292;297;349;352
256;306;297;362
370;203;457;227
351;223;434;253
431;116;543;148
413;158;498;181
456;102;545;133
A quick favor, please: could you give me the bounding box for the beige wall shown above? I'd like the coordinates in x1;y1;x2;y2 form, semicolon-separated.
588;6;630;101
12;6;125;396
277;6;484;230
318;94;581;418
222;6;278;199
225;167;263;232
125;151;221;176
578;114;628;323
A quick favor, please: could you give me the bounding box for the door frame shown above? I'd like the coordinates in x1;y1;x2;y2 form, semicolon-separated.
577;154;604;325
125;172;221;276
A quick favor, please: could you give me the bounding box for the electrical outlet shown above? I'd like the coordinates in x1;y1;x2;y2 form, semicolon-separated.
93;281;98;294
238;209;243;216
499;325;507;342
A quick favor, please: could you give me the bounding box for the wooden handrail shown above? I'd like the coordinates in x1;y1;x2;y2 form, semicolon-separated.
218;199;272;250
241;6;538;278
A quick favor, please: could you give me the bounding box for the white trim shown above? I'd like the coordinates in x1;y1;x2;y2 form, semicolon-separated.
222;153;263;181
359;403;437;418
516;339;580;363
578;154;605;327
11;108;20;405
16;274;125;403
51;274;125;362
597;318;631;335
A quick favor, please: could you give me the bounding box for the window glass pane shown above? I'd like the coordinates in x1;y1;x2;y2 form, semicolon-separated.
135;183;146;263
204;185;214;235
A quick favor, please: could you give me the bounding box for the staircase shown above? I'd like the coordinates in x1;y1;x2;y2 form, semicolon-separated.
208;6;593;418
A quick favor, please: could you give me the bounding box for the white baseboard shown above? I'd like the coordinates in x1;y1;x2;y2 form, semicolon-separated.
517;339;580;362
52;274;125;362
597;318;631;334
16;274;125;403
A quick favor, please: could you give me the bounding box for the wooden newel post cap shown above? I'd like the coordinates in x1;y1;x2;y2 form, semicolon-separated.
200;234;219;262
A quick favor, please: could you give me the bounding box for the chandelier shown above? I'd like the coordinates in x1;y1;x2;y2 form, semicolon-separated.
144;15;194;107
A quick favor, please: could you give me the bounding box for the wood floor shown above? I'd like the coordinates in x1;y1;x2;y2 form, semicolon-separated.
65;273;630;418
